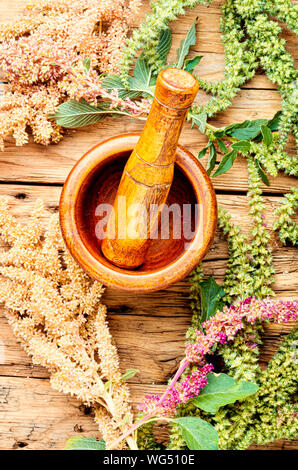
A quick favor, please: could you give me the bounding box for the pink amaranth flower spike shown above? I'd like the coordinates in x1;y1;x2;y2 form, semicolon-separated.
186;297;298;363
111;297;298;449
138;363;213;416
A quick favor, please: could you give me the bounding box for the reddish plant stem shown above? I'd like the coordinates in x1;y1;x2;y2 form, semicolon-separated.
111;358;190;449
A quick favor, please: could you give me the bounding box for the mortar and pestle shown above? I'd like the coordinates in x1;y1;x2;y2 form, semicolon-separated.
60;68;217;292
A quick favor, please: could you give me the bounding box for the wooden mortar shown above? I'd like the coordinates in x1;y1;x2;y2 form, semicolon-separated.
59;134;217;292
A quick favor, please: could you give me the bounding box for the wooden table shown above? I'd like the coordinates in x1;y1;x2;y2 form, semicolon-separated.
0;0;297;450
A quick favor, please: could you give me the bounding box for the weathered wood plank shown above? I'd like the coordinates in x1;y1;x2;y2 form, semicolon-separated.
0;376;100;450
0;111;296;193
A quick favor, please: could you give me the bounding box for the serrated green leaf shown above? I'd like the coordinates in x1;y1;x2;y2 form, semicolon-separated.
174;417;218;450
157;28;172;65
128;76;154;97
191;111;207;133
231;140;251;152
223;120;250;133
177;17;198;68
184;56;202;74
53;99;108;128
192;373;259;413
213;149;237;177
216;137;228;154
255;160;270;186
206;142;216;175
103;55;155;98
65;436;106;450
52;99;136;128
199;276;225;323
121;369;139;381
128;55;155;96
134;54;151;86
101;75;140;99
261;125;273;146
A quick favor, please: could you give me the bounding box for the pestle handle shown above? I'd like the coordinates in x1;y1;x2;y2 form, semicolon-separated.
101;68;199;269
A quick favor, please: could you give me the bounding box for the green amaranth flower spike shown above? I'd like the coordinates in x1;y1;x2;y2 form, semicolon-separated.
193;0;257;118
234;327;298;449
218;206;254;303
273;188;298;246
247;157;275;298
137;421;163;450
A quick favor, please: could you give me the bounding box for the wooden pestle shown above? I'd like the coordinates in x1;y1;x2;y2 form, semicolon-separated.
101;68;199;269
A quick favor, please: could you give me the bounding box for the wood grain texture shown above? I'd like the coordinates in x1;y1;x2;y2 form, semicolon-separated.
0;0;297;451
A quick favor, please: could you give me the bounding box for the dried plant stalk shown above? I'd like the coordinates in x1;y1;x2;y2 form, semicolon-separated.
0;198;137;449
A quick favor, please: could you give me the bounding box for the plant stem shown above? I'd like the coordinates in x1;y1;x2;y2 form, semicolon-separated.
126;436;139;450
205;123;236;143
110;358;190;449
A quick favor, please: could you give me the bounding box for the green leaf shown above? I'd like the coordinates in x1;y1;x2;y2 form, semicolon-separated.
157;28;172;64
213;149;237;177
101;75;141;99
206;142;217;175
130;55;155;96
198;276;225;323
65;436;106;450
174;417;218;450
192;373;259;414
213;128;226;138
197;141;211;159
198;147;207;159
261;125;273;146
177;17;198;68
231;140;251;152
255;160;270;186
121;369;139;381
227;119;267;140
82;58;90;74
133;54;151;86
216;137;228;154
191;111;207;133
267;110;282;131
102;55;155;99
53;99;108;128
184;56;202;74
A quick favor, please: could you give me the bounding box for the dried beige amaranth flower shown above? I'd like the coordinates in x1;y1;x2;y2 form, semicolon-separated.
0;197;137;449
0;0;141;149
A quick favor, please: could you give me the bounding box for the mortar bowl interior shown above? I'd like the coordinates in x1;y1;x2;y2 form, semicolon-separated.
60;133;217;292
